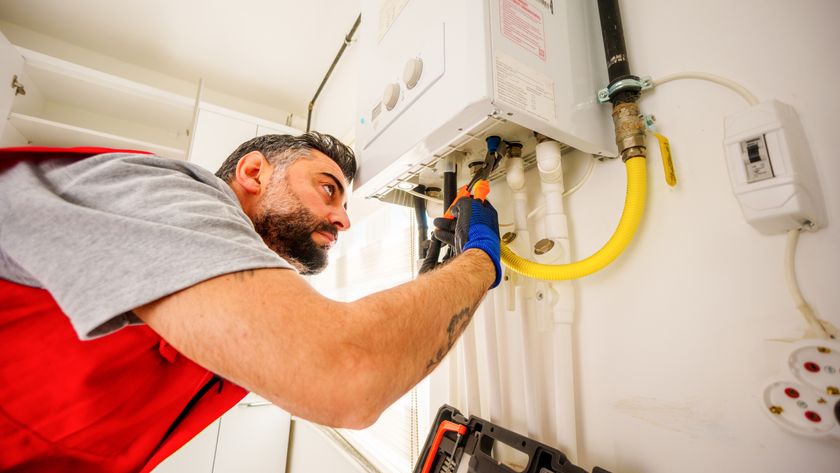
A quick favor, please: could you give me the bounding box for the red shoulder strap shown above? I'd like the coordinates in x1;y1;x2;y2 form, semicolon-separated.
0;146;153;161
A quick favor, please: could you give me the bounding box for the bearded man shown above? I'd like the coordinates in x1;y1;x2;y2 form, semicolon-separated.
0;132;501;472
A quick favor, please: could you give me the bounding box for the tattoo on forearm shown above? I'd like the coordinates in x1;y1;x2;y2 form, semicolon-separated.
425;306;473;371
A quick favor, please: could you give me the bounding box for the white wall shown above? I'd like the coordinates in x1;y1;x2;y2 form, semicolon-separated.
309;40;359;143
566;1;840;471
312;0;840;472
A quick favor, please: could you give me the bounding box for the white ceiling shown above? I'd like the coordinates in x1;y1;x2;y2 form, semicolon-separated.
0;0;361;117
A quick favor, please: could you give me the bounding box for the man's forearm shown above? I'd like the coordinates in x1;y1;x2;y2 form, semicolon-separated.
135;249;496;429
346;249;495;412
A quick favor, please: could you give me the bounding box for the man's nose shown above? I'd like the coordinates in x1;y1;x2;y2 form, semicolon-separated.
329;206;351;231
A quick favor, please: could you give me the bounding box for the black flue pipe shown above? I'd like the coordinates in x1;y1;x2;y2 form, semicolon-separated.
441;169;457;261
442;170;457;211
597;0;639;104
412;185;429;259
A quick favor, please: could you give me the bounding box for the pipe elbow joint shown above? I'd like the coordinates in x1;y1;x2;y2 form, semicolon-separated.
506;157;526;191
535;140;564;184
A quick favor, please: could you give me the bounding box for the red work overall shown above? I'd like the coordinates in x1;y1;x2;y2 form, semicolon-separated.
0;147;247;472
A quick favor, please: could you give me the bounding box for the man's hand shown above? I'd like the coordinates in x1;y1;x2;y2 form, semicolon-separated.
432;195;501;288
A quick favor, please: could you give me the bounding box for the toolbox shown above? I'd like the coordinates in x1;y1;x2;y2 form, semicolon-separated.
414;405;612;473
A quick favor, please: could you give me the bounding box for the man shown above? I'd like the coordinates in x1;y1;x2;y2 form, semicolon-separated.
0;132;500;471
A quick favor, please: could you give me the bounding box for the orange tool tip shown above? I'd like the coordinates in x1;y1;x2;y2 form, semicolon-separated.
443;186;473;219
420;420;467;473
472;180;490;202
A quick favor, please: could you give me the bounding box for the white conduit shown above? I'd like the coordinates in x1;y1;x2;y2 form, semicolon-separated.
535;139;579;461
460;320;482;415
481;290;504;422
505;154;543;438
517;286;541;438
448;343;461;411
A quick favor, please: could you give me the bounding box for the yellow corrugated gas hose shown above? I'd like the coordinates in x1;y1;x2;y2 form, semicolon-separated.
500;156;647;280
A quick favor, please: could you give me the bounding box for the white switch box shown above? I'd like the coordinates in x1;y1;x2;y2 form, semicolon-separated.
723;100;826;235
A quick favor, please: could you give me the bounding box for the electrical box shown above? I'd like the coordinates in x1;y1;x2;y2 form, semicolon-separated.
723;100;827;235
355;0;613;201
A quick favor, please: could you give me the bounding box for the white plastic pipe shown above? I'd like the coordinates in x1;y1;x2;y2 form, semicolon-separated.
517;286;542;439
507;156;530;233
480;290;503;422
504;154;544;438
535;139;578;460
536;140;568;239
460;320;482;415
552;324;578;461
447;343;461;411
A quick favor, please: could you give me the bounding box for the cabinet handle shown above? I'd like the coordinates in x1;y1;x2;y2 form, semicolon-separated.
238;401;273;408
11;75;25;96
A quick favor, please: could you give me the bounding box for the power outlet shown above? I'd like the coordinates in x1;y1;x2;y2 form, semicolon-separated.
787;340;840;396
761;339;840;438
761;381;839;437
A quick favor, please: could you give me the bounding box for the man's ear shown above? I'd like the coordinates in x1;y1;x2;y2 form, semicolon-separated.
234;151;270;195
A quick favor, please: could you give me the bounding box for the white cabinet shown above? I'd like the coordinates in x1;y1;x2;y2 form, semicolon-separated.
0;29;195;157
188;108;258;173
152;421;220;473
187;105;301;173
152;394;292;473
257;124;298;137
0;30;27;147
0;30;23;126
213;393;292;473
0;25;301;163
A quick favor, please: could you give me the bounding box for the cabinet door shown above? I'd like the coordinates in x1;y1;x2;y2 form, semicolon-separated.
0;30;24;143
212;393;292;473
188;108;257;173
256;124;300;137
151;420;220;473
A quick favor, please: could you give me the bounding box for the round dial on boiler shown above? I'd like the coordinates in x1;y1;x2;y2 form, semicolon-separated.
402;58;423;89
382;83;400;110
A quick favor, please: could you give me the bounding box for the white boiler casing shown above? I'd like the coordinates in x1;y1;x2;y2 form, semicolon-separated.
355;0;615;197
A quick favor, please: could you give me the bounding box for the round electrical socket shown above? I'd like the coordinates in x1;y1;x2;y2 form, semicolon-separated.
761;380;840;438
785;339;840;398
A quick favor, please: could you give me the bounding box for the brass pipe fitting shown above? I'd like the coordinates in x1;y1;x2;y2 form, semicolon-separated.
612;102;647;161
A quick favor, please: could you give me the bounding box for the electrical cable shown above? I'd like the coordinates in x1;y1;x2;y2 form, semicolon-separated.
652;71;760;106
785;228;831;339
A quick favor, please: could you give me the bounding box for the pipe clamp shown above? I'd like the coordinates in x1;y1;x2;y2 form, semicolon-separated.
597;76;653;103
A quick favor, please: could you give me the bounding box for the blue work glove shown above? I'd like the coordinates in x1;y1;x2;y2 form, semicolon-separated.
432;196;501;288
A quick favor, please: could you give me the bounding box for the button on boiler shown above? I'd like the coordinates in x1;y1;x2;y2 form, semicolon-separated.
402;58;423;89
382;83;400;110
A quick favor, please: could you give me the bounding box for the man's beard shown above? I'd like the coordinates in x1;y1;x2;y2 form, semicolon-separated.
252;184;337;275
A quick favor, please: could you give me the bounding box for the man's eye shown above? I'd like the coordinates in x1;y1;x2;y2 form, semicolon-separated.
322;184;335;197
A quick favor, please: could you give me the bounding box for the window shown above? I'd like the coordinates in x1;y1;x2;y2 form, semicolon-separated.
310;203;431;473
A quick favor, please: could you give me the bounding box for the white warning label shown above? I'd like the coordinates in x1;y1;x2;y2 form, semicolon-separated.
493;51;555;121
500;0;547;60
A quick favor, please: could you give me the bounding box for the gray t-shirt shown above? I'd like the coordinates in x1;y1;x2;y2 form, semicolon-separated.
0;152;293;340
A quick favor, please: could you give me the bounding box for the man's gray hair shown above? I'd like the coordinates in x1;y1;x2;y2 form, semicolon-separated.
215;132;357;184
